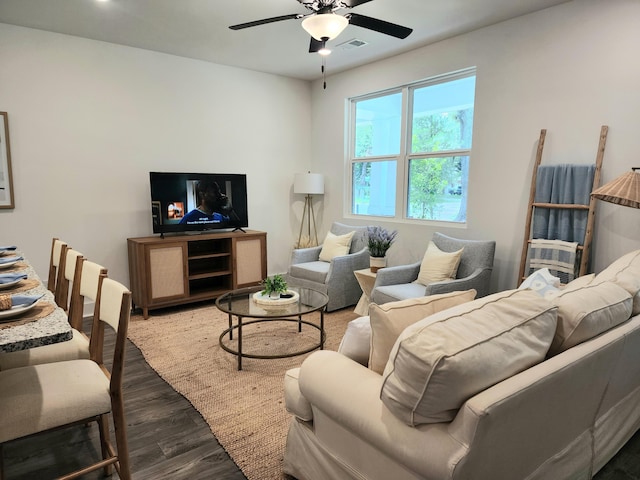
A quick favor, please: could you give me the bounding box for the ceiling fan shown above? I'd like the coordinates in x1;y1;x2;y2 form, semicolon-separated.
229;0;413;54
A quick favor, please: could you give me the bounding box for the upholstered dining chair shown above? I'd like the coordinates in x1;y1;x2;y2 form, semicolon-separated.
54;247;83;309
0;276;132;480
284;222;369;311
370;232;496;305
0;256;108;370
47;237;68;294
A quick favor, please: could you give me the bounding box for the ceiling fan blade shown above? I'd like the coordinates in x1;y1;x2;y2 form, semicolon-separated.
309;37;323;53
342;0;374;7
229;14;301;30
347;13;413;39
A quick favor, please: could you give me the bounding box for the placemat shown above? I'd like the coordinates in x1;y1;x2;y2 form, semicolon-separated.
0;262;29;274
0;279;40;294
0;301;56;329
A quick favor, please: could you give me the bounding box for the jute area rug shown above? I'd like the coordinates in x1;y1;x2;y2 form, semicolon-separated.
127;302;359;480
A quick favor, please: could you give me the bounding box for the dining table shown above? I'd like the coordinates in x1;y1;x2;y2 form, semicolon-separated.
0;248;72;353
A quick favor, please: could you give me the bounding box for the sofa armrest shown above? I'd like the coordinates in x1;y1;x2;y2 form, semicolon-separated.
373;261;421;288
424;267;491;297
290;246;322;265
326;248;370;282
284;368;313;421
296;350;462;480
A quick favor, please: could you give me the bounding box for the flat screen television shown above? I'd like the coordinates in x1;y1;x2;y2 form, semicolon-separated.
149;172;248;235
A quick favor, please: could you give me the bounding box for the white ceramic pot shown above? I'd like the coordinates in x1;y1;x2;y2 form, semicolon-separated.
370;256;387;273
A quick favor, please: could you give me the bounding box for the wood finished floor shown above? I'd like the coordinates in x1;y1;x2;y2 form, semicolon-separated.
3;316;640;479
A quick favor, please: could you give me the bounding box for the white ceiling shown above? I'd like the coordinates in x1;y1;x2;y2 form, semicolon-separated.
0;0;570;81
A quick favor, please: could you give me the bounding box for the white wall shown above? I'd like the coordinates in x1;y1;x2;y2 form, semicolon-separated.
310;0;640;293
0;23;311;285
2;0;640;296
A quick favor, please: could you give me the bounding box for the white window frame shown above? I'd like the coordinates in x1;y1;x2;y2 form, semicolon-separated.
345;67;476;226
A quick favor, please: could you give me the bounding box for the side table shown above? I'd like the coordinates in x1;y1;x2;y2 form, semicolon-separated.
353;268;377;316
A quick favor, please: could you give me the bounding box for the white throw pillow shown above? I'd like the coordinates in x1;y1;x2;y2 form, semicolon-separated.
547;281;632;356
595;249;640;315
415;241;463;286
380;289;557;426
368;290;477;374
338;316;371;366
319;231;355;262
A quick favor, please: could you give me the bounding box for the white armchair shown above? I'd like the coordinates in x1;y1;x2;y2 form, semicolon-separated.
285;222;369;311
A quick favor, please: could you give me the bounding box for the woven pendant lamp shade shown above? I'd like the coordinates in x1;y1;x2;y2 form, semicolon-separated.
591;168;640;209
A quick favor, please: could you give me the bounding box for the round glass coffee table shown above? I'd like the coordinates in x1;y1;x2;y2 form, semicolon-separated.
215;286;328;370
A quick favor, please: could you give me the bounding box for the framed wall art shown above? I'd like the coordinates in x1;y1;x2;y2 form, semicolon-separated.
0;112;15;209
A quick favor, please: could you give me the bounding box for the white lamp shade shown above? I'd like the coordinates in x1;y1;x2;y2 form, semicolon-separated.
301;14;349;41
294;173;325;195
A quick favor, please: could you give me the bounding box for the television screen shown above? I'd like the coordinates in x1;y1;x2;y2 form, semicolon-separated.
149;172;248;234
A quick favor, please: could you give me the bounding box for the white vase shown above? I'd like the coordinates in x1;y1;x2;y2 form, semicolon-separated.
370;256;387;273
269;292;281;299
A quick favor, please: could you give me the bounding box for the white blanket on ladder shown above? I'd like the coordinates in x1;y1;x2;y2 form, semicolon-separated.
528;239;579;284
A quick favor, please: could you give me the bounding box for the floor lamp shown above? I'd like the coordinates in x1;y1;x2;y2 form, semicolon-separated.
294;173;324;248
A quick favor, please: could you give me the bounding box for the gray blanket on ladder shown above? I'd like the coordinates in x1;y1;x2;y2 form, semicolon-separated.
530;163;595;282
532;164;595;242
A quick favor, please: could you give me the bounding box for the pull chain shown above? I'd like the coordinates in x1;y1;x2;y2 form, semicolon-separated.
322;56;326;90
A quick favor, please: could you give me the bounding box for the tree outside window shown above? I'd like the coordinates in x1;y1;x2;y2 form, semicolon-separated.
349;71;475;223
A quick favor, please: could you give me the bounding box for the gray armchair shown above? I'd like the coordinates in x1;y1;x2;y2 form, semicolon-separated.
370;232;496;305
285;222;369;312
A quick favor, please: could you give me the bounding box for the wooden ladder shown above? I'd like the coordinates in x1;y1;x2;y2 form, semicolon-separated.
517;125;608;286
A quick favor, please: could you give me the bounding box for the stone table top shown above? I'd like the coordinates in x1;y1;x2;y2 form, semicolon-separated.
0;251;72;353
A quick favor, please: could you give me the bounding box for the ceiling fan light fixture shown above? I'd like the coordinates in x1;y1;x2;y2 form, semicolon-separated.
301;13;349;41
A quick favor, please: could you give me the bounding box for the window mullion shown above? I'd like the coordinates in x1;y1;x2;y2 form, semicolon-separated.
398;86;410;220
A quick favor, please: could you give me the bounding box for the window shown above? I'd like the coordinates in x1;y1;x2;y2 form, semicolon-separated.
349;70;475;223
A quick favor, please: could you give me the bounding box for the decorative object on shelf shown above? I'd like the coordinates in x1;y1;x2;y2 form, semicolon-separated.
294;172;325;248
591;167;640;209
0;112;15;209
261;274;288;299
367;226;398;272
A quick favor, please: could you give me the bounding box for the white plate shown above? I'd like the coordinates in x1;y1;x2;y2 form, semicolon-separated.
0;279;23;290
0;258;20;269
0;299;40;321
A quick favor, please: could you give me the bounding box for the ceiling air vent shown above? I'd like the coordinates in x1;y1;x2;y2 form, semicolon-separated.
337;38;369;50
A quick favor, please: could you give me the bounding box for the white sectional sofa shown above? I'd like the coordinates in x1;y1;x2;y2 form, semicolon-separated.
283;250;640;480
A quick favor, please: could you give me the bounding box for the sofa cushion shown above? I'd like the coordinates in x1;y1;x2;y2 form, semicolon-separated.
547;281;632;356
319;231;355;262
338;316;371;366
289;261;329;284
415;241;463;286
368;290;477;374
380;289;557;426
595;250;640;315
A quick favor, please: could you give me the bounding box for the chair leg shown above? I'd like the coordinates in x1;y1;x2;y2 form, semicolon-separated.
97;415;114;476
0;443;4;480
111;396;132;480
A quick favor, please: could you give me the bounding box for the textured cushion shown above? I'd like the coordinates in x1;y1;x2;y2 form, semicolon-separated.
0;329;89;370
368;290;477;374
547;281;632;356
595;250;640;315
415;241;463;286
319;231;355;262
338;316;371;366
0;359;110;443
374;283;427;302
380;289;557;426
288;261;330;284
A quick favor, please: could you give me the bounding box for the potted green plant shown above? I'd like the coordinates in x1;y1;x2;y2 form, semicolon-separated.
261;274;288;299
367;226;398;272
